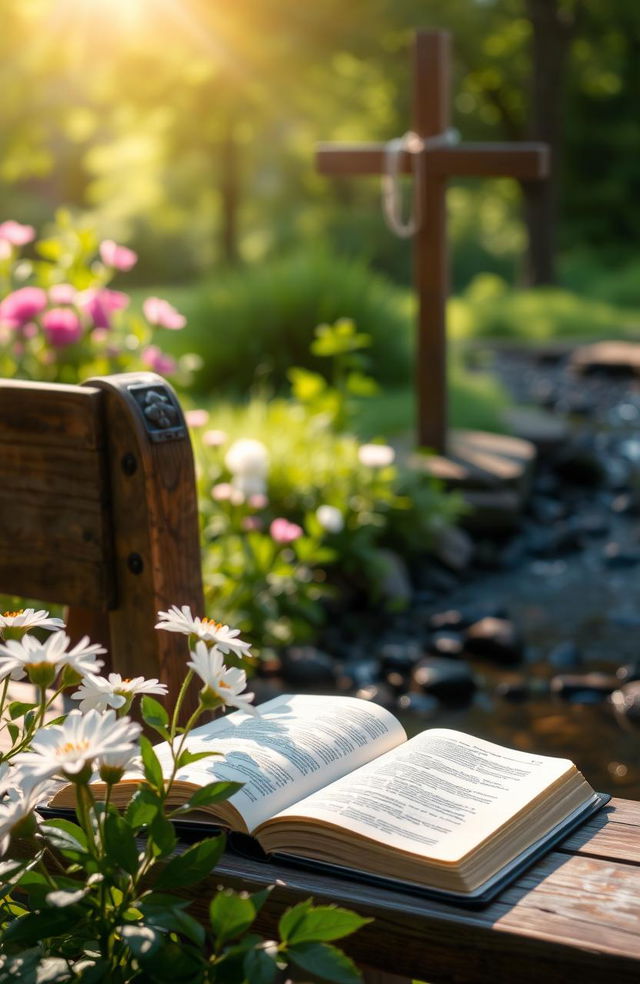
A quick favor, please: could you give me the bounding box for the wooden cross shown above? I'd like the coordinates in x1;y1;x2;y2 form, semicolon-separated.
316;30;549;453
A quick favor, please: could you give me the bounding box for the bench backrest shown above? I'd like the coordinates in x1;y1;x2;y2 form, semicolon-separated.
0;372;204;700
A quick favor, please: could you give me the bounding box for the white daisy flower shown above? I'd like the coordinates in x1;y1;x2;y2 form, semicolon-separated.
0;608;65;639
14;709;142;780
316;504;344;534
224;438;269;478
155;606;251;658
99;747;143;785
71;673;168;713
0;779;47;855
187;641;257;715
357;443;395;468
0;632;105;687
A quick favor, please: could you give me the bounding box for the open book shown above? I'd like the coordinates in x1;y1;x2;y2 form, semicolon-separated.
50;694;606;903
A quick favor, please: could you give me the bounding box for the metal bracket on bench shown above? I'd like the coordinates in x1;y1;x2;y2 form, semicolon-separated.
126;382;187;443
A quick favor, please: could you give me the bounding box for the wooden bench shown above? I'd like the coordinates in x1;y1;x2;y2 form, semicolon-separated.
3;372;638;981
0;372;203;701
193;797;640;983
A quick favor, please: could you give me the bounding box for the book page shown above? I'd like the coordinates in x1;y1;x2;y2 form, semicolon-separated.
156;693;406;831
268;728;577;862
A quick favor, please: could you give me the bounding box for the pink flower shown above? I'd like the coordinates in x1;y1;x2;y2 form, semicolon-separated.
99;239;138;272
141;345;177;375
211;482;234;501
49;284;77;305
0;241;11;261
42;308;83;348
0;287;47;328
203;429;228;447
270;518;303;545
0;221;36;247
185;409;209;429
22;322;39;339
248;493;268;510
143;296;186;330
242;516;264;532
79;288;129;329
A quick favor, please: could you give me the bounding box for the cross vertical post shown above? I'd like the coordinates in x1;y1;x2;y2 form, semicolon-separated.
413;31;450;451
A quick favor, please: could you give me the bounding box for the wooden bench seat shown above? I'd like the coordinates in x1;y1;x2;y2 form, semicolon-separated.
188;797;640;984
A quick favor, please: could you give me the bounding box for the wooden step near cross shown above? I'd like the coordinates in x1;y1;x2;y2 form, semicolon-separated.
316;29;549;515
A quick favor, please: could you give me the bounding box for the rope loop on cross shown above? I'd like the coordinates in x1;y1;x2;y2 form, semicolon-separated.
382;128;459;238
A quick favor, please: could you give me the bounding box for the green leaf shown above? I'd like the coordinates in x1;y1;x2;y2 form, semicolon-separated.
2;907;81;945
209;888;258;944
139;735;165;791
179;780;242;813
103;812;139;875
125;786;161;829
175;748;219;769
118;924;162;958
141;696;169;735
6;723;19;744
142;905;205;947
7;700;35;720
149;813;177;858
243;945;279;984
287;941;361;984
279;903;371;944
42;819;87;856
154;835;225;890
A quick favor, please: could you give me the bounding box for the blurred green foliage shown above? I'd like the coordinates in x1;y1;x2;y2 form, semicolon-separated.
0;0;638;287
157;250;412;394
450;273;640;342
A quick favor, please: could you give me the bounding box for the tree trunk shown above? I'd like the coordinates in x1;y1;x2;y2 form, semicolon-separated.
521;0;577;285
220;113;241;266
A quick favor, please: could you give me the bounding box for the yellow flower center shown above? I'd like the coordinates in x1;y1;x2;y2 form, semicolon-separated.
201;618;224;631
58;740;91;757
1;610;24;619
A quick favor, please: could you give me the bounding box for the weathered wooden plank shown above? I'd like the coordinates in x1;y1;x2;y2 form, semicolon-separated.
0;554;110;609
187;847;640;984
0;444;107;500
0;381;103;449
179;799;640;984
0;488;109;561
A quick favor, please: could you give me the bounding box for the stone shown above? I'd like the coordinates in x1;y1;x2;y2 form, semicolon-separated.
602;542;640;568
378;641;422;673
280;646;337;687
616;662;640;684
552;440;606;486
550;672;619;702
396;692;441;717
377;549;413;608
502;407;570;456
337;659;379;690
430;524;474;573
411;656;477;702
354;683;396;709
571;340;640;378
495;678;531;703
427;631;465;659
610;681;640;732
548;642;583;671
464;617;524;665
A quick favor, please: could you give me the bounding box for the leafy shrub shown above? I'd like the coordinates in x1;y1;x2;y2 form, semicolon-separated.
159;249;413;395
0;210;197;386
449;273;640;343
187;321;462;652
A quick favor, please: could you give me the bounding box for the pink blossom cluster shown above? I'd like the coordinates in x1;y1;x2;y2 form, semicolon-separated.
0;224;186;370
269;518;304;545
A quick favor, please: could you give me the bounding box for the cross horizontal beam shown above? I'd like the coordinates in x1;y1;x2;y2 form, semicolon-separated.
316;142;549;181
